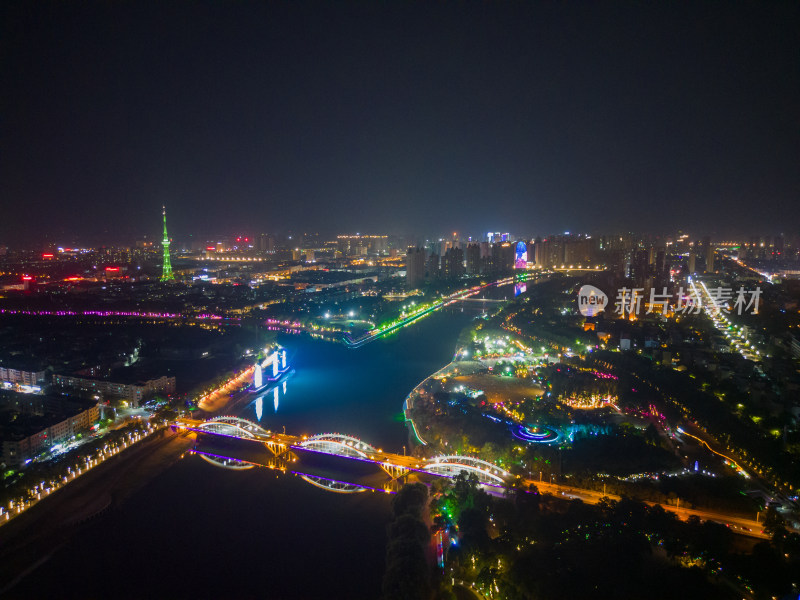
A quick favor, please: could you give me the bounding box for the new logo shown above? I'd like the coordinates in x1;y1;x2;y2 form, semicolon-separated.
577;285;608;317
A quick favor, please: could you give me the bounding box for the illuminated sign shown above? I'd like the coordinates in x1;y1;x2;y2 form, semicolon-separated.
514;241;527;269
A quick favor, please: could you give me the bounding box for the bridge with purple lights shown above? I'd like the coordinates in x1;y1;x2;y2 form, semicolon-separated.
175;416;511;494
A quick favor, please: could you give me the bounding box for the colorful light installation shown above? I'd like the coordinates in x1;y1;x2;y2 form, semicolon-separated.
514;241;527;269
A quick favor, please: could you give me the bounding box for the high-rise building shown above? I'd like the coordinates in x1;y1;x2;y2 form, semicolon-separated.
405;247;425;288
688;244;696;274
773;235;784;259
704;236;715;273
337;234;388;256
563;237;596;265
259;233;276;253
630;249;650;286
442;247;465;280
746;236;759;259
655;248;669;284
535;237;564;268
160;206;175;282
302;232;321;248
426;252;440;280
466;243;481;275
490;242;515;274
533;237;544;266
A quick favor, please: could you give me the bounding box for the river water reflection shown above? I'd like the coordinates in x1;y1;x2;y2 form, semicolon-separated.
15;309;482;600
239;310;474;450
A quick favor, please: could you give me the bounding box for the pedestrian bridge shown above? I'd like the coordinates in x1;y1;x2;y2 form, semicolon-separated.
176;416;511;493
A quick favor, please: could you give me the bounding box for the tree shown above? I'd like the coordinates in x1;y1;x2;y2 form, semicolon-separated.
383;483;432;600
644;423;660;446
392;482;428;518
763;506;788;547
457;507;491;555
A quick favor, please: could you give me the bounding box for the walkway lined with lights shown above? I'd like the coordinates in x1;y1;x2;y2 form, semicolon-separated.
0;425;160;528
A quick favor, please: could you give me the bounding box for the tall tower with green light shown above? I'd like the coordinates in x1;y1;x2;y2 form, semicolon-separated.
160;206;175;282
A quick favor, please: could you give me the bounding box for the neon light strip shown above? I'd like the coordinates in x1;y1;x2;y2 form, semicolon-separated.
292;471;392;493
677;429;748;476
405;416;428;446
192;450;394;493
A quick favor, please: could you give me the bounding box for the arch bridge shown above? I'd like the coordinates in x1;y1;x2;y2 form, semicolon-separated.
179;416;511;493
192;416;293;457
422;455;510;485
299;433;377;458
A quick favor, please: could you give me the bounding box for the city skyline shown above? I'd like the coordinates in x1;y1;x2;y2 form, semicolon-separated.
2;2;799;246
3;4;800;598
2;202;798;252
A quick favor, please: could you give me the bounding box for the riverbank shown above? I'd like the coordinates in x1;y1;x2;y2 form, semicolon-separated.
0;429;193;595
404;359;494;452
197;364;255;412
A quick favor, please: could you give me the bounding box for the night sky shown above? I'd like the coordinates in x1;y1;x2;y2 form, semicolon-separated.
2;2;798;245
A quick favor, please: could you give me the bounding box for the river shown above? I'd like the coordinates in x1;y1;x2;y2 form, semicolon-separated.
10;307;483;600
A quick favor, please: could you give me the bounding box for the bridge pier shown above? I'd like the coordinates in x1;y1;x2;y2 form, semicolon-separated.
381;463;410;482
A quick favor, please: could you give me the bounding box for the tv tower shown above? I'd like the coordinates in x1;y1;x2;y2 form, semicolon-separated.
160;206;175;282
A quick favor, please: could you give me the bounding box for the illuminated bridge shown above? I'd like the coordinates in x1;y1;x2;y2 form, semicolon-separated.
176;417;511;494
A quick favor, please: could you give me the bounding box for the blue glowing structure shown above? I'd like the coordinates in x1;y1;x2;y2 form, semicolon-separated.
514;241;527;269
252;346;290;392
511;424;559;444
